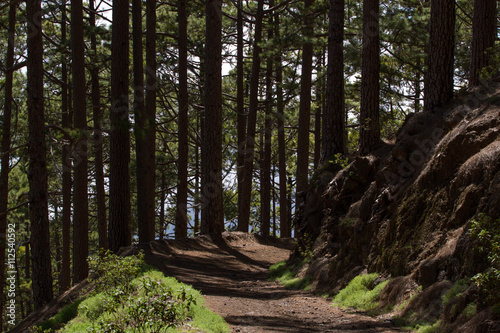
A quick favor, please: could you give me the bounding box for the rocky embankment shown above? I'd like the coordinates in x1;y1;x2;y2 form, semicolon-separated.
293;79;500;332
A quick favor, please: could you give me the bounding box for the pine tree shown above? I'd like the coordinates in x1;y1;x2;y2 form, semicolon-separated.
321;0;346;162
27;0;54;308
0;3;17;327
358;0;380;155
109;0;132;252
296;0;315;203
424;0;455;111
71;0;89;283
201;0;224;238
176;0;189;239
469;0;496;86
238;0;265;233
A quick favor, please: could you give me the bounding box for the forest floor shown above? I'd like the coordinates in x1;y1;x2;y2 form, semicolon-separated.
140;231;408;333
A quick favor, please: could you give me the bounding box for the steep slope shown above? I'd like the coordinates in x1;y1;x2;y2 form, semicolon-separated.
293;79;500;331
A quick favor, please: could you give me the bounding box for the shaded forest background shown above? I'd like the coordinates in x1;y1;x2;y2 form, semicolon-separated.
0;0;498;329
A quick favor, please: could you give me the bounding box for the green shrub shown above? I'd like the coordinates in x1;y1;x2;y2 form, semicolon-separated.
332;273;390;312
87;250;145;294
470;214;500;305
442;279;469;305
60;270;229;333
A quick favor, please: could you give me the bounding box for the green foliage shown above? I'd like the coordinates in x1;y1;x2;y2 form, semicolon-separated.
469;214;500;305
87;250;145;294
36;299;85;331
442;279;469;305
269;261;312;291
414;320;441;333
59;270;229;333
332;273;390;312
297;233;314;263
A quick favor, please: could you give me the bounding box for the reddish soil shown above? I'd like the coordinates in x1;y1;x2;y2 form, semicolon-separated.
141;232;407;333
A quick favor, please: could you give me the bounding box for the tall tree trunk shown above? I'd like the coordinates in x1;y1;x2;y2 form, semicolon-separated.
90;0;108;250
176;0;189;239
238;0;264;232
261;15;274;237
201;0;224;238
60;0;72;292
321;0;346;163
133;0;152;243
145;0;157;239
358;0;380;155
275;11;290;238
194;113;200;235
296;0;315;204
236;0;246;227
27;0;54;308
0;4;16;328
469;0;496;87
415;55;421;113
159;173;165;240
109;0;131;252
423;0;455;112
71;0;89;284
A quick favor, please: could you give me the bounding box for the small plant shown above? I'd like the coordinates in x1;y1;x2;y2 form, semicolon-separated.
87;250;144;294
469;214;500;305
339;217;355;228
442;279;469;305
297;233;314;263
332;273;390;312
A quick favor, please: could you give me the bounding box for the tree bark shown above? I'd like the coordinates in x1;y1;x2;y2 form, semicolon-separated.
238;0;264;233
358;0;380;155
90;0;108;250
134;0;156;243
236;0;246;231
60;0;71;292
176;0;189;239
109;0;131;253
261;13;274;237
145;0;157;239
71;0;89;284
27;0;54;308
0;4;16;327
321;0;346;162
423;0;455;112
201;0;224;238
275;10;290;238
296;0;315;203
469;0;496;87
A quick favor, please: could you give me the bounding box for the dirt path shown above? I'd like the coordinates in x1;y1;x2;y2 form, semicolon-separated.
142;232;405;333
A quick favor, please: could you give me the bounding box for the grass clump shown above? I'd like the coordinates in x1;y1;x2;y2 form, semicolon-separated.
37;299;85;331
269;260;312;290
332;273;390;312
442;279;469;305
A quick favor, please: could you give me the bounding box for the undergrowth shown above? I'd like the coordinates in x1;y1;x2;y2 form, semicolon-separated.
469;213;500;305
269;260;312;290
332;273;390;313
35;251;229;333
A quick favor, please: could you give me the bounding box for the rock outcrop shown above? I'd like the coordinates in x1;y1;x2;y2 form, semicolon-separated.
293;79;500;331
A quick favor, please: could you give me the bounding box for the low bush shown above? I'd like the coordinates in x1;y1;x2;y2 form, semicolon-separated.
36;252;229;333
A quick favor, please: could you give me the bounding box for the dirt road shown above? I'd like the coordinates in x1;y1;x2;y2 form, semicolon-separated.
142;232;405;333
